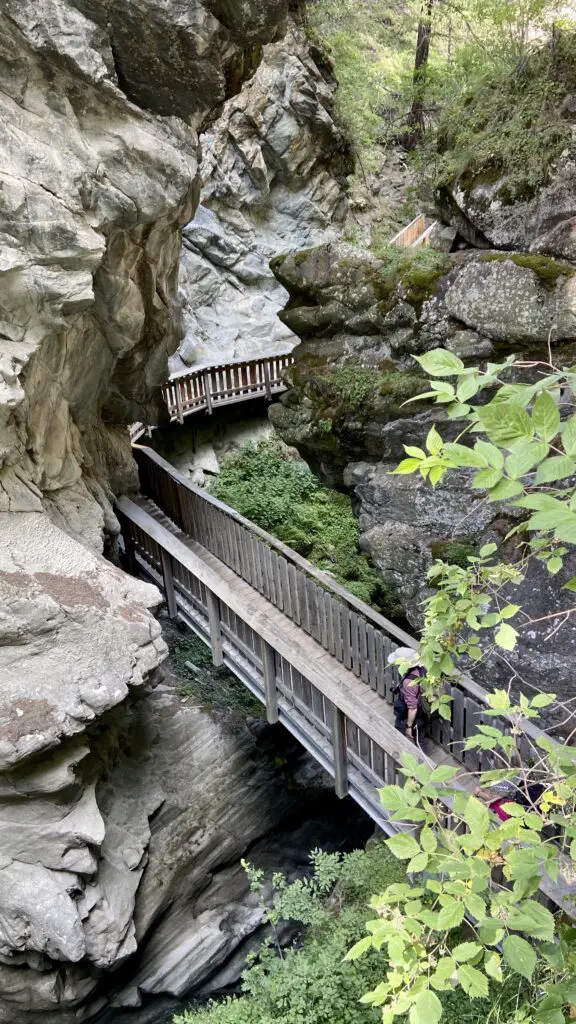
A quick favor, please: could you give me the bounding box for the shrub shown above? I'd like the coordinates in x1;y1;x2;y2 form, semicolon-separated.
173;844;405;1024
210;438;393;610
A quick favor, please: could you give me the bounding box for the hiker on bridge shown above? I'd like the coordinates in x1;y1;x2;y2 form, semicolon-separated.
388;647;429;748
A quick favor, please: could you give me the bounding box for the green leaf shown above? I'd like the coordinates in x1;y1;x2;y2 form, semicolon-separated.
502;934;537;980
438;899;465;929
484;952;503;983
547;556;563;574
499;603;520;619
463;795;490;836
391;458;422;475
472;468;503;490
453;942;482;962
479;542;498;557
409;989;443;1024
457;375;481;403
404;446;426;459
535;455;576;484
464;893;486;920
477;403;533;446
345;935;373;961
479;919;505;945
444;443;488;468
430;765;459;782
475;440;504;470
426;426;443;455
531;692;555;708
562;413;576;456
515;493;568;512
458;963;489;999
532;391;560;442
385;833;421;860
508;900;556;942
415;349;466;377
420;827;438;853
407;852;429;873
495;622;518;651
488;478;524;501
505;439;548;478
379;786;406;812
564;576;576;593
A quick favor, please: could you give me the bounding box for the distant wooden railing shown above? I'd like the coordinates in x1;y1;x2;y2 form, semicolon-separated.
164;352;294;424
390;213;438;249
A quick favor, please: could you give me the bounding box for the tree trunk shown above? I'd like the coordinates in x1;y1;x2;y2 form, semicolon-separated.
404;0;434;151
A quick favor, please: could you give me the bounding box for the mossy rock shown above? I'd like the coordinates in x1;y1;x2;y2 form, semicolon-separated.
479;251;574;287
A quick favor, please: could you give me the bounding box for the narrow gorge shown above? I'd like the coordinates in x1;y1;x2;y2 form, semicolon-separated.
2;2;576;1023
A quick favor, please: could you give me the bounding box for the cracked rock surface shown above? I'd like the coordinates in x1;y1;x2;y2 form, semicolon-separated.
0;0;291;1017
171;20;351;369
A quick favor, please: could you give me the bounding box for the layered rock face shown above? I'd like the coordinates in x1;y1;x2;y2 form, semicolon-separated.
270;243;576;697
170;21;351;369
0;0;291;1018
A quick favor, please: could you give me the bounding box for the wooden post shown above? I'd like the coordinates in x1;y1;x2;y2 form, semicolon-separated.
263;361;272;401
332;704;348;798
175;383;184;425
261;639;279;724
121;519;137;575
206;589;223;666
203;370;213;414
160;550;178;618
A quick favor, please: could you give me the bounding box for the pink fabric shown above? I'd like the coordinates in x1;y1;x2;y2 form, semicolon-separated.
490;798;511;822
401;678;420;710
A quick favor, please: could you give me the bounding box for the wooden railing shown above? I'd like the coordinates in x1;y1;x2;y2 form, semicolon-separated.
131;446;553;773
119;446;575;912
390;213;438;249
163;352;295;424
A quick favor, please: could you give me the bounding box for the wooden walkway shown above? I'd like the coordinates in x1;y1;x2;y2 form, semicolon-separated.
130;351;294;442
390;212;438;248
118;449;576;914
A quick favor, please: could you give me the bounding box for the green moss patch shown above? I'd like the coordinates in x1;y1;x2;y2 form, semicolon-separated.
480;252;574;287
370;243;453;311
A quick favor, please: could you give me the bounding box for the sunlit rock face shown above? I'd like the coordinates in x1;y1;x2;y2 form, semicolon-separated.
171;20;352;369
0;0;289;1017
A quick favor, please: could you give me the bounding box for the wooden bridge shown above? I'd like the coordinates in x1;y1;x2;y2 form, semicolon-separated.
117;445;575;915
130;352;294;441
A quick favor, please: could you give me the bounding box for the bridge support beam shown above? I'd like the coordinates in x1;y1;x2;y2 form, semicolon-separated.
261;639;279;724
206;589;224;666
160;550;178;619
331;705;349;799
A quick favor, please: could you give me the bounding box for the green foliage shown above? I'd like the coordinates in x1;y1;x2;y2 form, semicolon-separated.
352;736;576;1023
174;845;405;1024
307;0;414;160
434;32;576;201
169;630;263;718
210;438;392;610
390;347;576;683
379;343;576;1020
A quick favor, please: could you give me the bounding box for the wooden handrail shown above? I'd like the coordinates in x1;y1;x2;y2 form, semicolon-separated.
132;444;558;758
132;444;415;647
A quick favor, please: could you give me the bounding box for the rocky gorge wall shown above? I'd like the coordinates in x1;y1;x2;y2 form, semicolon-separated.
170;18;352;370
269;242;576;700
0;1;338;1019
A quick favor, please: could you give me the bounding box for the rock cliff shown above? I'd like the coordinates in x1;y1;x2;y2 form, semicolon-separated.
170;19;352;369
270;242;576;698
0;0;294;1018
